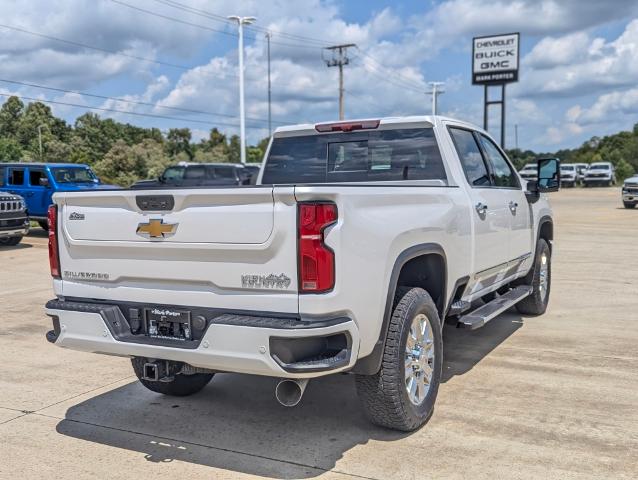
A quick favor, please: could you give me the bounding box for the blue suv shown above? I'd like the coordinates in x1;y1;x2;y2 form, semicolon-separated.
0;163;116;230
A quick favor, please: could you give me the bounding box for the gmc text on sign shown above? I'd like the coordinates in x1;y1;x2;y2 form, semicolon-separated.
472;33;519;85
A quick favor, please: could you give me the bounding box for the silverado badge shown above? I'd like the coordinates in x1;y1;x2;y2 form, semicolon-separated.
136;219;178;239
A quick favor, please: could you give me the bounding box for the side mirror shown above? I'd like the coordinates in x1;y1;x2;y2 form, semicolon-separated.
537;158;560;192
39;177;49;187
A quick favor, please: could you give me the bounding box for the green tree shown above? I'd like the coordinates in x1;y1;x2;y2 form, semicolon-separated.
615;158;634;181
0;138;24;162
227;134;241;163
0;96;24;138
166;128;192;159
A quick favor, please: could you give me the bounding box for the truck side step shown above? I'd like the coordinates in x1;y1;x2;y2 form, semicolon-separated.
457;285;532;330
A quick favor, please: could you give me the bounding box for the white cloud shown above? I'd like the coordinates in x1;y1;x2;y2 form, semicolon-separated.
517;19;638;98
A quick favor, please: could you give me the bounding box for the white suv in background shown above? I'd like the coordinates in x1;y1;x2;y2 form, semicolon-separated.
518;163;537;181
622;174;638;209
584;162;615;187
560;164;578;188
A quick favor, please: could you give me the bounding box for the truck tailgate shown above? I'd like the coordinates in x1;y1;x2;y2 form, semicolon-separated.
55;187;299;313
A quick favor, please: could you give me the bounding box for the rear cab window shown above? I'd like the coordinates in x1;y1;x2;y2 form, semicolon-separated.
8;168;25;186
262;127;447;184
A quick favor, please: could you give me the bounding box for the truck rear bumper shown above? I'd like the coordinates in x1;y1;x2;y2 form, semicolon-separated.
45;299;359;379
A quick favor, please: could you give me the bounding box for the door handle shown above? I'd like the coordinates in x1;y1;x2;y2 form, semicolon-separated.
475;202;488;215
509;201;518;213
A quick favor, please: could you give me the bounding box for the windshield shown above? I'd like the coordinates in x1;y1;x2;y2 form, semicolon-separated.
590;164;610;170
52;167;98;183
561;165;575;171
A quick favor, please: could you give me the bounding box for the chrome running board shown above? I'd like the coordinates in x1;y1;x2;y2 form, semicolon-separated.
457;285;532;330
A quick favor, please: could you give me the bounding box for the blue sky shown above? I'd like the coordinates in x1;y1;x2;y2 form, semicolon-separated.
2;0;638;152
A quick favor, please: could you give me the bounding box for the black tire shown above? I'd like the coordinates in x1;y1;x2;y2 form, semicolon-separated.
131;357;214;396
516;238;551;315
0;236;22;246
355;287;443;431
38;220;48;231
624;202;636;209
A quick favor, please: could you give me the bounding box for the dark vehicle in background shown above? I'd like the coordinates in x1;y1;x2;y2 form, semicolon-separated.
0;163;115;230
131;163;253;189
243;163;262;184
0;191;29;246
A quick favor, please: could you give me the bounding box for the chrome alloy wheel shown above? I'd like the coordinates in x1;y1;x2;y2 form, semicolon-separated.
539;252;549;302
405;313;435;405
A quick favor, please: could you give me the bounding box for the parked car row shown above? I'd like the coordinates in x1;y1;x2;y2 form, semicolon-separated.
519;161;616;187
131;163;262;189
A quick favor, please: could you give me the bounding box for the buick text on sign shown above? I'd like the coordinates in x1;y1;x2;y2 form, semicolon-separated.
472;33;519;85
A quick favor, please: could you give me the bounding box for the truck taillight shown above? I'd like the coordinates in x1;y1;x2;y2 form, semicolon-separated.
48;205;60;278
298;202;337;293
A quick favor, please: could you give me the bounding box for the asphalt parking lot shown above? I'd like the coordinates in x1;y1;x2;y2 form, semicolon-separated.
1;187;637;479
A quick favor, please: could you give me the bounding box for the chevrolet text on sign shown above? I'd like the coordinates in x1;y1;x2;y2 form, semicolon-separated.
472;33;519;85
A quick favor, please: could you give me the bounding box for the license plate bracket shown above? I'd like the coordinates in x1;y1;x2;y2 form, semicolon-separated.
145;307;192;341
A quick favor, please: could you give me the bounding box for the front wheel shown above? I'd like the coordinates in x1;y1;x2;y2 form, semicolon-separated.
38;220;48;231
0;236;22;246
355;287;443;431
624;202;636;209
516;238;551;315
131;358;214;396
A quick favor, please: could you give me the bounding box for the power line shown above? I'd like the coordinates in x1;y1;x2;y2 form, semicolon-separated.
357;47;422;92
110;0;322;51
0;23;196;71
0;92;271;130
147;0;330;48
350;55;425;94
0;78;289;125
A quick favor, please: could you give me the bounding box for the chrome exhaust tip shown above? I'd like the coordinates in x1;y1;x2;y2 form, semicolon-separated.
275;379;309;407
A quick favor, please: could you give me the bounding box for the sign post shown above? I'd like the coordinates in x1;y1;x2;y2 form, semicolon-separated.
472;33;519;148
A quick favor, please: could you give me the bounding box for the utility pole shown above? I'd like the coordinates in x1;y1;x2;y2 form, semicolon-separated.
265;31;272;136
427;82;445;115
323;44;356;120
515;124;519;150
228;15;256;164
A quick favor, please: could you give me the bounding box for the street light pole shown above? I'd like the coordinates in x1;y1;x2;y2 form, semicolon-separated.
228;15;256;164
265;31;272;137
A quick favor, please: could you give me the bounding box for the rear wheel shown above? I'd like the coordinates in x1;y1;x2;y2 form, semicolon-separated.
516;238;551;315
38;220;48;231
131;358;214;396
355;287;443;431
0;236;22;246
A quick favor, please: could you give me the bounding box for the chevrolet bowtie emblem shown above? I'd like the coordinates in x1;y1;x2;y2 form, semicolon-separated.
136;219;178;239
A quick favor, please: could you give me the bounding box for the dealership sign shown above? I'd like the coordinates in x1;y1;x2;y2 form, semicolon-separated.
472;33;519;85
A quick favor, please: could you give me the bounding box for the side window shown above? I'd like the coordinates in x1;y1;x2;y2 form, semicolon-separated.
214;166;237;179
29;169;46;187
0;167;5;186
8;168;25;186
449;128;490;187
478;135;519;188
183;166;205;180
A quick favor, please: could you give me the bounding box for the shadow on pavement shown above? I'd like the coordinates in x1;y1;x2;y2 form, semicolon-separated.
56;312;522;478
0;242;32;251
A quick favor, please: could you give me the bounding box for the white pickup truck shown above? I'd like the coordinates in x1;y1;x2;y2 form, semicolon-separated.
45;116;559;431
